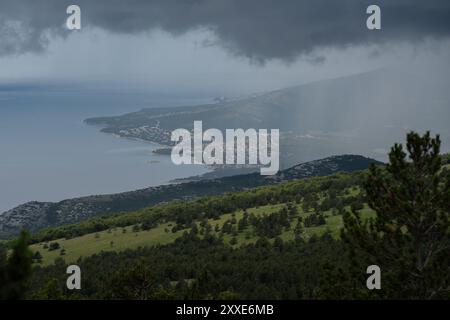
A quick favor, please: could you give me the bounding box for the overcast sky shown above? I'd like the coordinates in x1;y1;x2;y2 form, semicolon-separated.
1;0;450;96
1;1;450;211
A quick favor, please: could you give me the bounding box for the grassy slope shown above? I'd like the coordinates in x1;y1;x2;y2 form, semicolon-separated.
31;223;184;266
25;154;448;266
31;200;375;266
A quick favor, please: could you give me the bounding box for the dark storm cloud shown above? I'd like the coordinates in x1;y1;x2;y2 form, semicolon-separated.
1;0;450;61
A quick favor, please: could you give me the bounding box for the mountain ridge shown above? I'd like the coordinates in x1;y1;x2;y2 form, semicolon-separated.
85;67;450;168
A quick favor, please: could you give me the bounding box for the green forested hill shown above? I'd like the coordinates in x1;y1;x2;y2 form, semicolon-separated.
9;141;450;300
28;168;373;299
29;168;371;265
0;155;380;239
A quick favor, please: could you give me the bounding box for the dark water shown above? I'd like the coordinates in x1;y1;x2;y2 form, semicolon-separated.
0;89;211;212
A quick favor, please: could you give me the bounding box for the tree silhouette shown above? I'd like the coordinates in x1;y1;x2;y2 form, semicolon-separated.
0;230;33;299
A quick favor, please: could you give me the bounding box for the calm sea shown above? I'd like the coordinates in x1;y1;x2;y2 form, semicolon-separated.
0;89;211;213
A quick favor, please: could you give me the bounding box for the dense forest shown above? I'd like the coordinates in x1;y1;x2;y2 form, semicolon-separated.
1;132;449;300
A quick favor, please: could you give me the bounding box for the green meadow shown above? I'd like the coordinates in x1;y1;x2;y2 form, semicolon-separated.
31;201;375;266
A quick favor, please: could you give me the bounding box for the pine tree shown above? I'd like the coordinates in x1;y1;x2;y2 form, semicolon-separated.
0;244;7;295
110;262;158;300
0;230;33;299
34;278;64;300
32;251;43;264
343;132;450;299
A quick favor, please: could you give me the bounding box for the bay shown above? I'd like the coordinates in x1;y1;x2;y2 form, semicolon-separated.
0;89;211;213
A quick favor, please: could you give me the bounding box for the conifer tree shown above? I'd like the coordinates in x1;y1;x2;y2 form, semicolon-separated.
0;230;33;299
343;132;450;299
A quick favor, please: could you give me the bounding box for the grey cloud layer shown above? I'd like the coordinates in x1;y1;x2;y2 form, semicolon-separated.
1;0;450;60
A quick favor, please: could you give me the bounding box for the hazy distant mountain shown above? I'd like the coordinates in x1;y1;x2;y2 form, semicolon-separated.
86;67;450;167
3;67;448;238
0;155;380;239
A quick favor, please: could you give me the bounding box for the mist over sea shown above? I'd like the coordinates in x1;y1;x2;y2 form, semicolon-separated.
0;88;211;213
